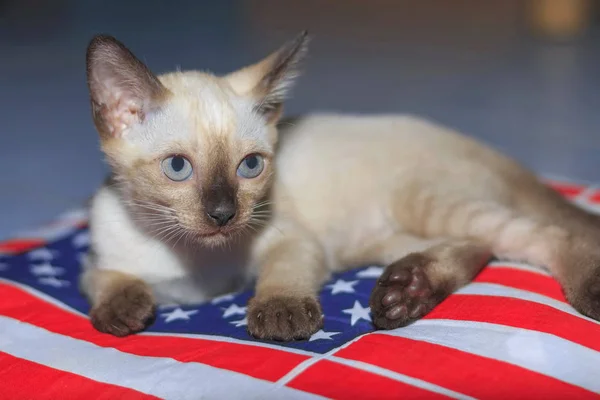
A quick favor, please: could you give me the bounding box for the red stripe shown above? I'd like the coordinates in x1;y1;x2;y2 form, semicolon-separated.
0;239;45;254
546;182;585;198
587;190;600;204
424;294;600;351
0;352;158;400
0;283;308;382
287;359;451;400
335;335;599;400
475;267;566;302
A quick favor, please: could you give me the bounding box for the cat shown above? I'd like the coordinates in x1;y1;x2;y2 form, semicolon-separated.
81;31;600;341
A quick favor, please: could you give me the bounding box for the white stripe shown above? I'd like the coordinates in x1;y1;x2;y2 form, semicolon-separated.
486;260;551;276
457;282;600;325
0;316;323;400
574;184;599;204
376;320;600;393
577;201;600;215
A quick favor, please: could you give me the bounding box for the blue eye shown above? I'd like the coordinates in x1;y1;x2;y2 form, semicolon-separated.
237;154;264;179
161;155;193;181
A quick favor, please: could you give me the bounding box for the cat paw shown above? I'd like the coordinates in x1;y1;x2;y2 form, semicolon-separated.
90;282;155;337
568;269;600;321
247;295;323;341
370;253;438;330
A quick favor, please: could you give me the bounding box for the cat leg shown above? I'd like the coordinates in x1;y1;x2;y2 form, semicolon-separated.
367;235;491;329
80;267;155;336
471;204;600;321
412;196;600;321
247;220;329;341
511;184;600;322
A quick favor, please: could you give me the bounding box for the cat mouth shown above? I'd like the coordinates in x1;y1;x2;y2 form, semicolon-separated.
187;225;239;239
175;219;251;243
182;226;244;248
198;230;227;238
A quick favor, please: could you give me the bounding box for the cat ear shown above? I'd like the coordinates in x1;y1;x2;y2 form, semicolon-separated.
86;35;168;138
225;31;309;123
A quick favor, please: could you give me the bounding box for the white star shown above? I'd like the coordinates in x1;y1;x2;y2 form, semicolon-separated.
211;293;236;305
27;248;58;261
356;266;384;279
160;307;198;323
221;303;247;318
309;329;341;342
72;232;90;248
230;317;248;327
342;300;372;326
38;277;70;288
326;279;359;295
30;262;65;276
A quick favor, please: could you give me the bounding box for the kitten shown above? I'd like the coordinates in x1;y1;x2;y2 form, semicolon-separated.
81;32;600;341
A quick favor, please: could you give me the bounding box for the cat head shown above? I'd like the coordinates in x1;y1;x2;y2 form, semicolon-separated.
86;32;308;247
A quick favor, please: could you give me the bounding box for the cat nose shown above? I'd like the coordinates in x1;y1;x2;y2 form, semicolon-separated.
203;174;237;227
206;205;236;227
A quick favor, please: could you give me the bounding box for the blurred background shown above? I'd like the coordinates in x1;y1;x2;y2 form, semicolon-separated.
0;0;599;239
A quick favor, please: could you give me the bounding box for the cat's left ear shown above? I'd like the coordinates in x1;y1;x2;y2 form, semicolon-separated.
225;31;309;123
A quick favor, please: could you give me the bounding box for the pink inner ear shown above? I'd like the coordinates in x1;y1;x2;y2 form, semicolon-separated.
101;90;144;138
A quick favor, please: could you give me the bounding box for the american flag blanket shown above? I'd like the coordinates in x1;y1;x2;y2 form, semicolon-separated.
1;179;599;399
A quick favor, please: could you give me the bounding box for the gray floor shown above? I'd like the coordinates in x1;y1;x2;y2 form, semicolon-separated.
1;0;599;239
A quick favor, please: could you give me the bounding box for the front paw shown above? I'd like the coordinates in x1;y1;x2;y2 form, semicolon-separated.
90;282;155;337
247;295;323;341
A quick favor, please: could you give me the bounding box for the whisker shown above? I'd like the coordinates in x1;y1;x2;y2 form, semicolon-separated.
171;226;186;249
253;202;272;208
145;226;176;241
248;217;270;225
126;204;176;214
149;224;180;241
130;215;176;222
138;222;176;230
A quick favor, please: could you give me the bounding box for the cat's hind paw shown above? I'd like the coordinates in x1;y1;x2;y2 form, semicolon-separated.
568;267;600;322
370;253;439;330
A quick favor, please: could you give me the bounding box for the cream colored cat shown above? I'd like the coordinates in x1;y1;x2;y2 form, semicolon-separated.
81;32;600;341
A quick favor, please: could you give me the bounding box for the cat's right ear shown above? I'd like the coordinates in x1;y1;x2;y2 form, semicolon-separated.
86;35;168;139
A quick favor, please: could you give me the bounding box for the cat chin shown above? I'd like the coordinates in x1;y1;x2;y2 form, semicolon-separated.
184;226;245;249
195;233;233;248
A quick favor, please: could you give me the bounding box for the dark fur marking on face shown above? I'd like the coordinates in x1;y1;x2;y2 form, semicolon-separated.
201;149;238;227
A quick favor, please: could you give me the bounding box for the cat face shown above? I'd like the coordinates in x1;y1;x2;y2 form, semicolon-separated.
86;32;308;247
